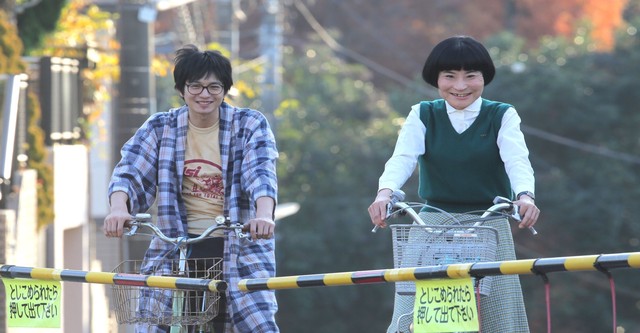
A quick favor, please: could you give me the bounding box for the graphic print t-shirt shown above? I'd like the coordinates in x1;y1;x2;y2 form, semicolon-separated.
182;120;224;236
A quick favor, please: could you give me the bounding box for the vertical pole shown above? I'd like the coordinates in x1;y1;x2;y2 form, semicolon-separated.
215;0;241;58
115;0;155;168
259;0;282;130
115;0;156;294
0;75;22;209
231;0;241;58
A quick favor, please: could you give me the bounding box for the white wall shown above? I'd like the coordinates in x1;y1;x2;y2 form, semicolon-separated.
53;145;90;333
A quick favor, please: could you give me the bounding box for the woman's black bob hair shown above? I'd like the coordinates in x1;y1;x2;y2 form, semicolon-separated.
421;36;495;88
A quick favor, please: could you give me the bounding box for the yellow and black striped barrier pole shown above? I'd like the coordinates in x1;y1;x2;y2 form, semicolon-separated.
3;252;639;293
238;252;640;291
0;264;227;292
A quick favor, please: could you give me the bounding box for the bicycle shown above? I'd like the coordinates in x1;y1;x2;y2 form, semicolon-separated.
373;190;537;333
111;213;249;333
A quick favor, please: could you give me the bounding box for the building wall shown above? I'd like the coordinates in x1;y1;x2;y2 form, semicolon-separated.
2;169;44;333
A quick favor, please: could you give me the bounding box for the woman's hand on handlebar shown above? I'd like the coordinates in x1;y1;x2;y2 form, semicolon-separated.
368;189;393;229
104;208;133;238
514;196;539;230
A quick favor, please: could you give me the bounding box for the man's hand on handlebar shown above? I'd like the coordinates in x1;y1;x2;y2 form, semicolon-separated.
103;209;133;238
243;217;276;241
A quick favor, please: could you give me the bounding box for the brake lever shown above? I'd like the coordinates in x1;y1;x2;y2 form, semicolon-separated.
124;224;139;236
235;228;252;240
214;215;252;240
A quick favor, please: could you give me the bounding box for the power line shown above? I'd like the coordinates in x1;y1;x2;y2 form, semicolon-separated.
291;0;435;98
522;125;640;165
292;1;640;166
335;1;421;71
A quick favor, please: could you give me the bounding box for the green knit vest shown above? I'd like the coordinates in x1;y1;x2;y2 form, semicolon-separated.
417;99;512;213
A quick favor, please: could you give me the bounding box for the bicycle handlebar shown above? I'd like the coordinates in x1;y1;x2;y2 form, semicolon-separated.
371;193;537;235
124;213;250;245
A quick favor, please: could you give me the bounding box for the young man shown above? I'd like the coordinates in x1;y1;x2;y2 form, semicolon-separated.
104;45;280;333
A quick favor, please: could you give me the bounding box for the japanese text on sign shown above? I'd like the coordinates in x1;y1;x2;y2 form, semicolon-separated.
413;278;479;333
2;278;61;328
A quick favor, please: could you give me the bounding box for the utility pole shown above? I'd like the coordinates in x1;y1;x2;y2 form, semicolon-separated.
114;0;156;272
259;0;282;128
114;0;155;168
215;0;242;59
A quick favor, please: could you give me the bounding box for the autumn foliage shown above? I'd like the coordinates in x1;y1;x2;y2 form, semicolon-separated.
287;0;630;84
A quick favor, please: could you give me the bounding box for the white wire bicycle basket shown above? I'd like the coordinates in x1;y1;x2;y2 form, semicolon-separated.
111;257;223;327
390;224;499;297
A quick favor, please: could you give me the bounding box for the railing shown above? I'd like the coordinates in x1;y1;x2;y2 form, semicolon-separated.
2;251;639;332
0;264;227;292
237;251;640;291
2;252;638;292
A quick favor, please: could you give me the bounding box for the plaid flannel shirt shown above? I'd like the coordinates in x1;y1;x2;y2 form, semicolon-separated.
109;102;279;332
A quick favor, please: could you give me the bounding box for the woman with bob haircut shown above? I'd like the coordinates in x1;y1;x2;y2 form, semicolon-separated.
369;35;538;332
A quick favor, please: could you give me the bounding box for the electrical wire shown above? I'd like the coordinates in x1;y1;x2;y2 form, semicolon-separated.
292;0;640;166
291;0;436;97
522;125;640;165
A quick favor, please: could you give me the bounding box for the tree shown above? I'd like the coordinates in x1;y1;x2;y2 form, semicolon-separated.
2;1;120;228
183;3;640;331
0;9;53;228
271;41;419;332
272;10;640;330
25;92;54;228
0;9;25;73
285;0;629;88
15;0;67;53
483;26;640;332
32;0;120;144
